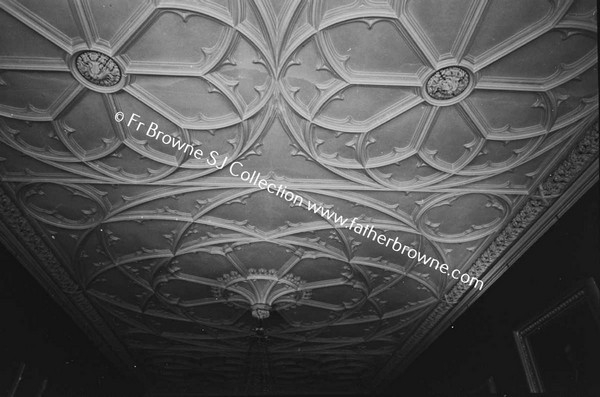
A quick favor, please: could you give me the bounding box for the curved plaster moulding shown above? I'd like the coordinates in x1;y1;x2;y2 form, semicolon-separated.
0;0;597;393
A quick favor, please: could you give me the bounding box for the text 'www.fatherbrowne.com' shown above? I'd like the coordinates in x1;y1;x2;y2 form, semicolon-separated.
114;111;484;291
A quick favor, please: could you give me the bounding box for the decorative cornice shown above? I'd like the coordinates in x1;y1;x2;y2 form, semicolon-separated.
0;185;138;375
374;120;599;388
0;0;597;393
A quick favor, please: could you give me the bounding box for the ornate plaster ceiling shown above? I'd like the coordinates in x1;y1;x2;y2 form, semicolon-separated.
0;0;597;395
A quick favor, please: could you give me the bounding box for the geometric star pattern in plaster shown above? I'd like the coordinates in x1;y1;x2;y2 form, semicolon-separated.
0;0;597;395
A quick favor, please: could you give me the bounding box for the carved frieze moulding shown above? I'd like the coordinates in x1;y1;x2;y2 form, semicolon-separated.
374;121;599;387
0;186;136;371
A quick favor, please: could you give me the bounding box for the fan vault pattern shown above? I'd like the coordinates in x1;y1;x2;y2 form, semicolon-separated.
0;0;597;395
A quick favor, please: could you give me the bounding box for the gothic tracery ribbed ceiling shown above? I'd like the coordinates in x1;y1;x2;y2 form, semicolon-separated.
0;0;597;395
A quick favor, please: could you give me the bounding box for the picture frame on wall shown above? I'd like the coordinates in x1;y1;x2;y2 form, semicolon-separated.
514;278;600;395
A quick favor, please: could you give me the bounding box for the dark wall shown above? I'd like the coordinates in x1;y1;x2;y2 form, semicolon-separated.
0;244;145;396
383;183;600;396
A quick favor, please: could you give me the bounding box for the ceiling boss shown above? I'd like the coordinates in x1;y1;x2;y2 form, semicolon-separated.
425;66;471;100
75;51;122;87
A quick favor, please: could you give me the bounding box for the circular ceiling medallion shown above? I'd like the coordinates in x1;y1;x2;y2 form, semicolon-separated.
426;66;470;100
75;51;122;87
